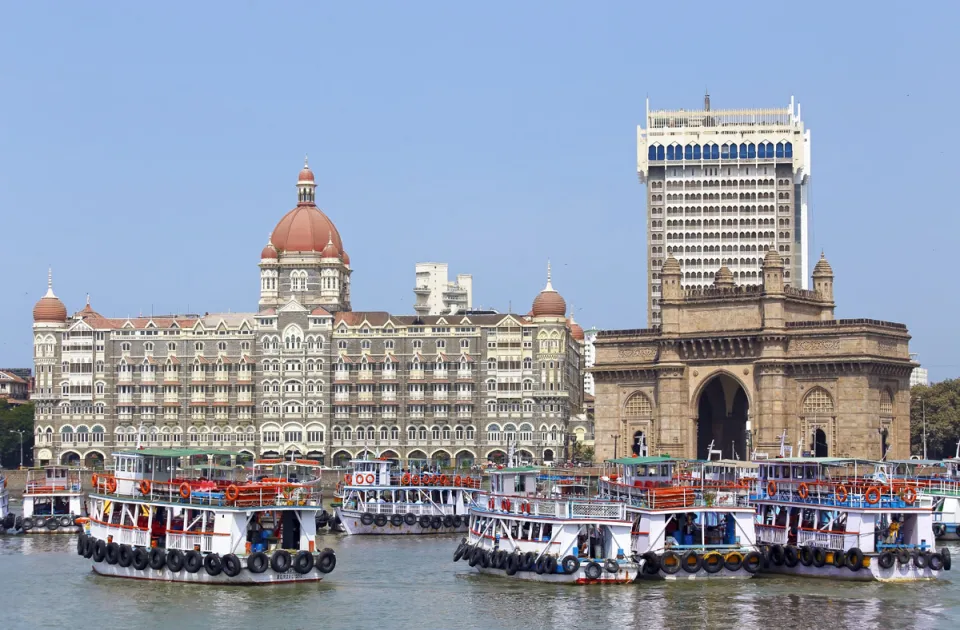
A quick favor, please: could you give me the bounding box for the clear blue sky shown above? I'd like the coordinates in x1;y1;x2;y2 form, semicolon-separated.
2;2;958;380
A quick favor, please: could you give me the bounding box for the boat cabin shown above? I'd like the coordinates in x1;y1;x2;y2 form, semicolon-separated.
22;466;84;518
753;458;936;554
488;467;540;497
345;458;393;487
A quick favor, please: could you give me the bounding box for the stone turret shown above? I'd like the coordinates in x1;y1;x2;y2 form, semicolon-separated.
713;266;734;289
761;249;784;295
812;252;835;319
660;254;682;301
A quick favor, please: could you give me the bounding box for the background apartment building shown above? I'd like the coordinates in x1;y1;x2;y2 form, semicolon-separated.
413;263;473;316
638;93;812;325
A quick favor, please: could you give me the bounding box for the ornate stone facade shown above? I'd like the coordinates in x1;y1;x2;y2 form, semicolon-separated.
31;163;584;469
592;251;913;462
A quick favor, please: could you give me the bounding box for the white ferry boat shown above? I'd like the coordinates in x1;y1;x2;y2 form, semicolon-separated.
889;456;960;541
77;449;336;585
599;456;761;580
21;466;85;534
335;457;481;535
455;466;640;584
752;457;951;581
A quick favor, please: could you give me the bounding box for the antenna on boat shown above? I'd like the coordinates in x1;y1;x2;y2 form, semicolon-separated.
955;438;960;460
135;418;145;450
778;430;793;458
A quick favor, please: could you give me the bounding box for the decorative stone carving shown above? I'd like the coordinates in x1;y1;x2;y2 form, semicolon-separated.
615;345;658;361
790;339;841;353
878;339;900;355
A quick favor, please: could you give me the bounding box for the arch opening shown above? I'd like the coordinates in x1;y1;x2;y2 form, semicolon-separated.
696;373;749;460
812;428;828;458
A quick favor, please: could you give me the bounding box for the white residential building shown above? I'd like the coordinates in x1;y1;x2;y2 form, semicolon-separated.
910;353;929;387
583;327;599;396
413;263;473;316
638;93;812;325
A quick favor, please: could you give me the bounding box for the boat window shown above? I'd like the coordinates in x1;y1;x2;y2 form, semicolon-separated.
793;467;803;480
805;467;816;480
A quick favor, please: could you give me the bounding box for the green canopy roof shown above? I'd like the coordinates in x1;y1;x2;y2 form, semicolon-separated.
607;455;687;465
490;466;540;473
114;448;235;458
888;459;945;467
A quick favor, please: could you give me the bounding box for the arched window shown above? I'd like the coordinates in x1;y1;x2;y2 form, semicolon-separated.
442;426;451;440
455;425;464;440
648;145;657;160
623;392;653;417
684;144;693;160
730;143;738;159
784;142;793;157
880;389;894;415
343;426;353;440
419;426;428;441
802;387;835;415
407;426;417;440
391;426;399;440
656;145;664;160
466;425;475;440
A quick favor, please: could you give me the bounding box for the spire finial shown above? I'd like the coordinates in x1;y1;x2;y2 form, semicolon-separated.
43;267;56;298
86;293;90;306
304;154;309;168
545;259;553;291
820;249;825;260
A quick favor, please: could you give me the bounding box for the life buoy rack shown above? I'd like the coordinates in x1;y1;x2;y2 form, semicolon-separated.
865;486;881;505
835;485;848;503
901;487;917;505
225;485;239;502
797;482;809;500
106;477;117;494
179;482;191;499
138;480;151;496
767;480;777;497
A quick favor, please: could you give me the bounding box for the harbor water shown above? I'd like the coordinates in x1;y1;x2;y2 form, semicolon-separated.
1;531;959;630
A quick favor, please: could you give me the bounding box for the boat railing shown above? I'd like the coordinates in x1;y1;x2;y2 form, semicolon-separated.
599;479;751;510
92;475;322;508
926;479;960;497
755;524;789;545
356;503;454;516
342;472;482;490
475;492;626;521
25;481;83;494
89;519;151;548
796;528;860;551
750;479;925;509
166;531;216;553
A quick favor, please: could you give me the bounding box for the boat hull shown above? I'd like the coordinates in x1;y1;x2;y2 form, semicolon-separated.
336;508;468;536
91;562;324;585
638;566;754;580
475;563;639;584
762;560;942;581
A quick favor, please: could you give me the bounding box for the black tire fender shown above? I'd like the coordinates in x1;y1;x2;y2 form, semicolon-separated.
204;553;223;576
132;547;150;571
292;550;314;574
271;549;292;573
166;549;185;572
316;549;336;574
247;551;269;574
561;555;581;574
681;550;702;573
584;561;603;580
117;544;134;568
184;550;203;573
222;553;242;577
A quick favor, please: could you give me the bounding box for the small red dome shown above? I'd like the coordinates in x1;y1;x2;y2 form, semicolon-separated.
34;295;67;323
342;251;350;266
298;166;314;182
568;318;584;341
261;243;278;259
321;238;340;258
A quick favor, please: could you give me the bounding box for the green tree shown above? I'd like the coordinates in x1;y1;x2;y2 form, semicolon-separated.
0;401;34;468
910;380;960;460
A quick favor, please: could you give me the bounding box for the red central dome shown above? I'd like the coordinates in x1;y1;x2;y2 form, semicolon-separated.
271;206;343;254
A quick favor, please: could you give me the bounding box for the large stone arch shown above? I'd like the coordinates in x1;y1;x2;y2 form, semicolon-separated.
430;449;452;468
60;450;81;466
83;450;106;469
485;449;506;463
692;370;751;461
454;449;476;469
331;450;353;467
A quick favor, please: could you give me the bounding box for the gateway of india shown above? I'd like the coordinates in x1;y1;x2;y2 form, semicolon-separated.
30;162;585;468
592;251;915;462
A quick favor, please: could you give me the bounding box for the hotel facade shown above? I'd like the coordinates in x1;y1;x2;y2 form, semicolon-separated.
31;163;585;469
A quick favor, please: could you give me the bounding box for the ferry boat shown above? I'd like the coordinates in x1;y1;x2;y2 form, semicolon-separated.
21;466;84;534
335;457;481;535
77;449;336;585
455;466;640;584
599;456;761;580
889;455;960;541
0;469;18;533
751;457;951;581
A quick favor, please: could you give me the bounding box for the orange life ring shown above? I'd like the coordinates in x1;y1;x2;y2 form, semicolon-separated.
835;485;848;503
179;482;191;499
797;482;809;500
502;499;511;512
402;473;411;486
767;480;777;497
454;475;462;487
106;477;117;493
488;497;495;510
91;473;99;487
412;475;421;486
138;480;151;495
901;487;917;505
865;486;881;505
345;474;352;485
423;474;433;485
225;485;239;502
440;475;449;486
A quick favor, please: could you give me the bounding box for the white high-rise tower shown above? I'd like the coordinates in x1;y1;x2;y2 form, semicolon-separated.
638;93;811;325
